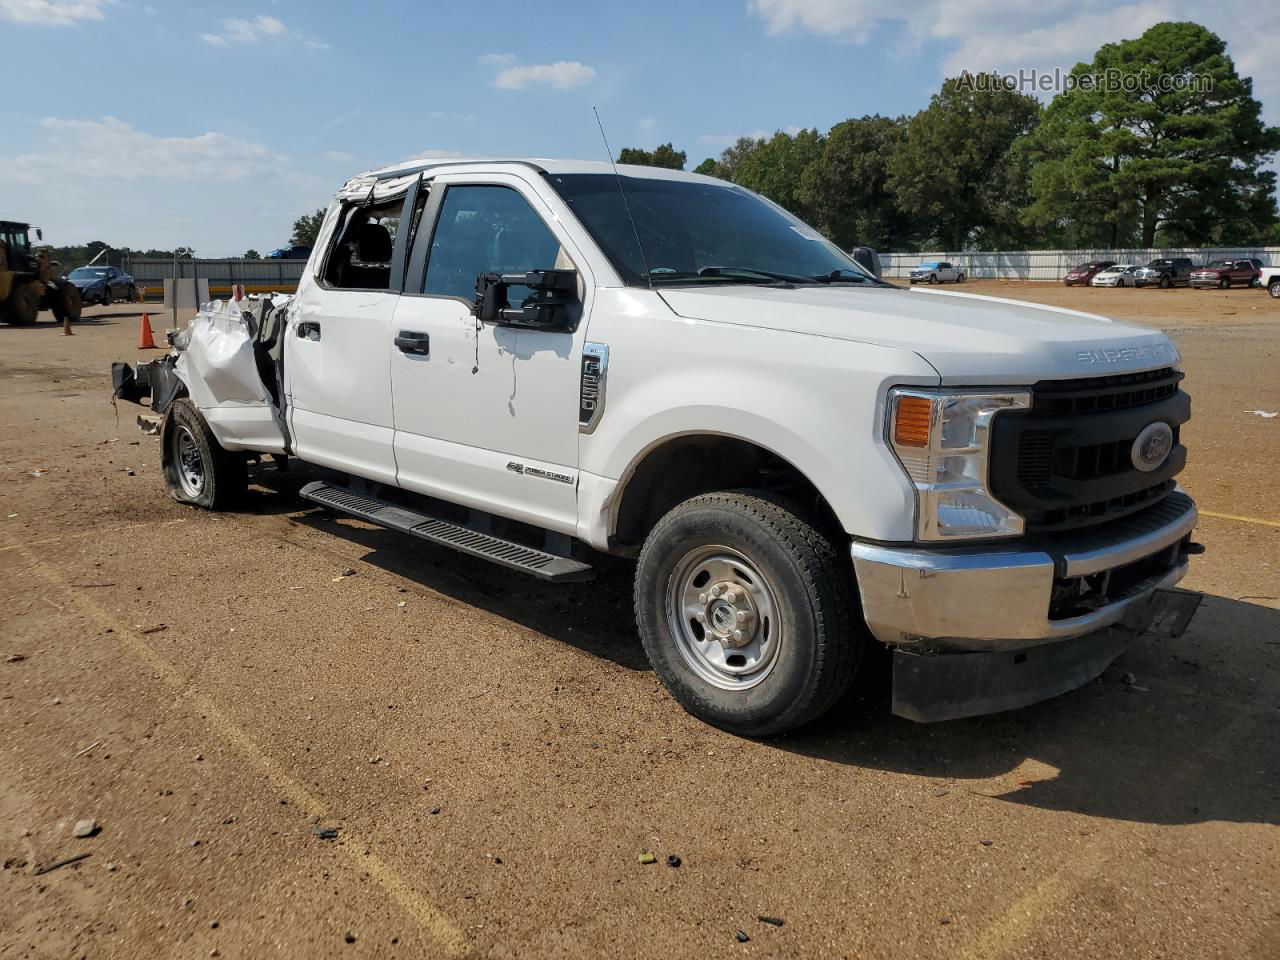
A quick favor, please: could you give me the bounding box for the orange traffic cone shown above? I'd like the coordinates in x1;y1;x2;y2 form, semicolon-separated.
138;313;157;350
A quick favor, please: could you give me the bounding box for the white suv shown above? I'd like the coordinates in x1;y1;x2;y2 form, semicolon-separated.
117;158;1201;735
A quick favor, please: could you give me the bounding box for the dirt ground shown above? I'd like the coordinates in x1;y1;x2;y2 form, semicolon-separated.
2;283;1277;959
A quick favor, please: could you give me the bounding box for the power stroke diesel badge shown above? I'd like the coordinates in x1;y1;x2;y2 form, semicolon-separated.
1131;421;1174;472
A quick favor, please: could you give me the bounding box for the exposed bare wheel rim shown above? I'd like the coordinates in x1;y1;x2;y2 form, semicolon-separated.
665;544;783;691
173;425;205;498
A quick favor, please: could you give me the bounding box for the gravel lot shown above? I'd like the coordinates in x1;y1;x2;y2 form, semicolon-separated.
2;282;1277;959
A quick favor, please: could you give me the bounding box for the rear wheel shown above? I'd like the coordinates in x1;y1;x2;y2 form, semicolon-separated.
634;491;863;737
956;272;965;283
100;288;112;306
127;284;138;302
1269;280;1280;299
162;399;246;510
2;281;41;326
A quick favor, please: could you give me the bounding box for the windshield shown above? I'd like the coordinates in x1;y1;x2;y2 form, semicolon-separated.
545;174;875;286
917;261;941;268
70;267;109;279
1204;261;1231;268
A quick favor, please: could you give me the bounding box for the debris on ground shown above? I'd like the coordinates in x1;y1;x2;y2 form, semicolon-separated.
1121;672;1137;685
758;915;785;927
735;930;750;943
312;824;339;840
74;740;102;758
33;852;92;875
638;852;657;864
666;854;681;868
343;932;357;944
136;415;161;435
1246;409;1278;418
979;839;994;847
73;819;99;838
5;654;25;663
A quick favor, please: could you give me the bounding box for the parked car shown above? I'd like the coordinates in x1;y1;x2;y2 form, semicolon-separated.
1090;264;1139;287
1133;257;1193;288
1064;260;1116;285
112;158;1200;736
67;265;136;305
1259;264;1280;299
1190;258;1262;289
908;260;964;284
265;245;312;260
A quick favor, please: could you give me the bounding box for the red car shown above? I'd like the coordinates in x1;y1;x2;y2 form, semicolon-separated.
1064;260;1116;286
1189;258;1262;289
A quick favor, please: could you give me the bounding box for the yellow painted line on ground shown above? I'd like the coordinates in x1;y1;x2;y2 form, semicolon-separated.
11;540;468;957
1199;509;1280;530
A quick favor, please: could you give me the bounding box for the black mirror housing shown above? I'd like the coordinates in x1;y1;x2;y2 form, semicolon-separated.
472;268;579;332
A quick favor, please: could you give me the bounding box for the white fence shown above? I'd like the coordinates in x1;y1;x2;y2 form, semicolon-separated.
125;257;307;298
878;247;1280;281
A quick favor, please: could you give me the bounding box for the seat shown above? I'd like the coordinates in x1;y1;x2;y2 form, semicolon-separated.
337;221;393;289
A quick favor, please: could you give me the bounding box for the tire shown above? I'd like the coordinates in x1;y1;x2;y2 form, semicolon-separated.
101;288;112;306
634;491;864;737
51;282;81;324
927;274;937;284
1159;275;1171;289
127;284;138;302
1219;278;1229;290
161;398;246;510
1269;280;1280;299
956;272;965;283
2;281;41;326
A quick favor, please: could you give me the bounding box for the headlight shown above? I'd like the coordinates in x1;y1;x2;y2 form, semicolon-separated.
887;387;1031;541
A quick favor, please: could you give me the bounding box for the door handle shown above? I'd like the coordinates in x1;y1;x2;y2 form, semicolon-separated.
296;321;321;341
395;331;430;355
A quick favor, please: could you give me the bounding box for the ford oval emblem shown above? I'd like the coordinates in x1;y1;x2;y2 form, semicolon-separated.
1131;422;1174;472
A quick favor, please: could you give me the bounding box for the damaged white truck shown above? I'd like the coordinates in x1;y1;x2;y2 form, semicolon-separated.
113;159;1203;735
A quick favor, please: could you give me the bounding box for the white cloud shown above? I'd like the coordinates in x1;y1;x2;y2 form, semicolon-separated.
0;0;109;25
201;14;326;49
478;54;597;91
0;116;328;256
404;148;466;161
1;116;289;185
747;0;1280;122
697;126;803;147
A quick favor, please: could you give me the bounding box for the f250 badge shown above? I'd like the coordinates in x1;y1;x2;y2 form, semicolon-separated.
506;462;573;485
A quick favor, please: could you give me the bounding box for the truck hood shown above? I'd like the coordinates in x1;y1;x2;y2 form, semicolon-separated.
657;285;1179;383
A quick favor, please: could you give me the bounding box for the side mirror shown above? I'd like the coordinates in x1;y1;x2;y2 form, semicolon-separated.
36;229;43;241
850;246;881;279
473;268;579;331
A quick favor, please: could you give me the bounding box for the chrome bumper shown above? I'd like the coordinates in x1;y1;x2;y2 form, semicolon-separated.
850;493;1197;651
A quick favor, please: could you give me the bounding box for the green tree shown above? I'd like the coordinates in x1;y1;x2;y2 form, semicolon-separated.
617;143;687;170
886;75;1041;249
731;128;825;223
693;157;720;177
799;115;909;250
290;208;327;247
1021;22;1280;247
242;248;261;259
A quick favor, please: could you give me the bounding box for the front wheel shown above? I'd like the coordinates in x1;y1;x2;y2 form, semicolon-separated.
1269;280;1280;299
634;491;863;737
3;281;41;325
1219;277;1230;289
52;282;81;324
927;274;937;284
1159;275;1171;289
162;399;246;510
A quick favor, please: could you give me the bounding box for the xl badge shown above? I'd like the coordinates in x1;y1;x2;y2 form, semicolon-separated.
1131;422;1173;472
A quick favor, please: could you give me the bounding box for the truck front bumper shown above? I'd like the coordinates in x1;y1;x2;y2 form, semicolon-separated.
850;492;1200;721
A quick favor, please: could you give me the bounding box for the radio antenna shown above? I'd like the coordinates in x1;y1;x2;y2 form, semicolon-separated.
593;106;652;289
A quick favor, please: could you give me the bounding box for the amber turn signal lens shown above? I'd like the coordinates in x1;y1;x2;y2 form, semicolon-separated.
894;395;934;447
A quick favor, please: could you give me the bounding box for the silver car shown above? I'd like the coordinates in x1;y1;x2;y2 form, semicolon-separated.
908;260;964;284
1090;264;1139;287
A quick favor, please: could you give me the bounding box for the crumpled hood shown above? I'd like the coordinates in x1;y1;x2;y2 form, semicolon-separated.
657;285;1179;383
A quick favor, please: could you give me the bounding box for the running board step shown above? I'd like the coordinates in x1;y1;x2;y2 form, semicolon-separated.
299;480;594;582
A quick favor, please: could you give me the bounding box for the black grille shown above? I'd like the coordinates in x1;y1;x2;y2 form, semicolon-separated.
990;367;1189;533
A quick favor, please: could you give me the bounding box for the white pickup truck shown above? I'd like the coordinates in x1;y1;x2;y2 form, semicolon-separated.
114;159;1202;735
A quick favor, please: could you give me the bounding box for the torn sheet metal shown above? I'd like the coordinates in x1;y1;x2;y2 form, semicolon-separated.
174;298;289;454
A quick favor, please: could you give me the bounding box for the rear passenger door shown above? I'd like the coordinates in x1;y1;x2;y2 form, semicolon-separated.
388;173;593;535
286;180;424;483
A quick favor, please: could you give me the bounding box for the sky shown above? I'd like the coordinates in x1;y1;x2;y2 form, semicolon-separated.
2;0;1278;257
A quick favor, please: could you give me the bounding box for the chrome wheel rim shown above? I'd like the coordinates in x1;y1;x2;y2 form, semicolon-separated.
174;425;204;498
665;545;782;690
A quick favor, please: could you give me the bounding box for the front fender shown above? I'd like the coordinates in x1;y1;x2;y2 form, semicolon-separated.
578;293;939;544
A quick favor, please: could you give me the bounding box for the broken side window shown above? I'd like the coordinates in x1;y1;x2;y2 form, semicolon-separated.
322;198;405;291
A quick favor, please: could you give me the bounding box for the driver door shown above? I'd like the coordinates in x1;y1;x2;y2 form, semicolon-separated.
389;174;592;535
